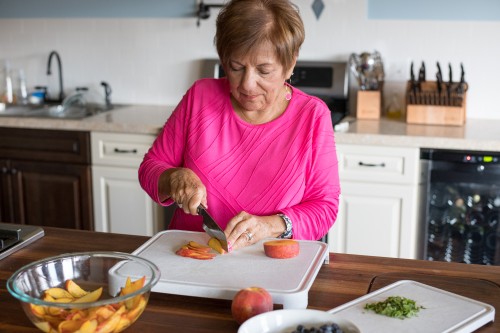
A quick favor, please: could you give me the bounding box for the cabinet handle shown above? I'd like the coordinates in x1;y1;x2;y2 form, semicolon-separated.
10;168;17;174
114;148;138;154
358;161;386;168
1;167;8;174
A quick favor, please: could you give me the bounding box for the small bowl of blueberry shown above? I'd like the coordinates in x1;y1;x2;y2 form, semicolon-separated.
237;309;360;333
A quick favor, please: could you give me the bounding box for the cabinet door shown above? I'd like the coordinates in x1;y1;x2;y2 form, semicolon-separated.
10;160;93;230
0;160;14;222
328;181;417;258
92;165;162;236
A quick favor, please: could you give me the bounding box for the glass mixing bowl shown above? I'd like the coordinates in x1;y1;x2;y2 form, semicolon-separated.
7;251;160;333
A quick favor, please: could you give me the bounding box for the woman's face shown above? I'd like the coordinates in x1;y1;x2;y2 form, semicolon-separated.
225;42;294;114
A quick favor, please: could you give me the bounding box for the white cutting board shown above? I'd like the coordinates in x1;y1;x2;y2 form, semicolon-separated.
328;280;495;333
131;230;328;309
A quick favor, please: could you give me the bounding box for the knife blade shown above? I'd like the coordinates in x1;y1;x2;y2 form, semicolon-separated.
436;62;443;104
410;61;417;103
418;61;426;82
446;63;452;103
198;206;229;252
456;63;466;95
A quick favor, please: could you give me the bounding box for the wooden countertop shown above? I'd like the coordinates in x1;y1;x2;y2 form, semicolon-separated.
0;227;498;332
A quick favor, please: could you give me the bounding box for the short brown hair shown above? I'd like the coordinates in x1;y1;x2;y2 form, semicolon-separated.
215;0;305;73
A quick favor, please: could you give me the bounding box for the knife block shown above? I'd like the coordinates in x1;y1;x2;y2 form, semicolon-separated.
356;90;381;119
405;81;467;126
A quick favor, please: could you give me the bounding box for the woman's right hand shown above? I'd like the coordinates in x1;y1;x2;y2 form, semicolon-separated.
159;167;207;215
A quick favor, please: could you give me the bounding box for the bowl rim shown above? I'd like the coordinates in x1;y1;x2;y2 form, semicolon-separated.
7;251;161;308
238;308;359;333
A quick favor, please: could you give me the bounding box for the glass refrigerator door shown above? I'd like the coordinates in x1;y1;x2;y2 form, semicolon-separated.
426;180;500;265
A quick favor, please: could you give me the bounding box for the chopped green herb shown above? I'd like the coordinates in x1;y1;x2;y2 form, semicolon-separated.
364;296;424;319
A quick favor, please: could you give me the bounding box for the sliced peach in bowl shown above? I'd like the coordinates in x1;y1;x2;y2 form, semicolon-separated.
7;252;160;333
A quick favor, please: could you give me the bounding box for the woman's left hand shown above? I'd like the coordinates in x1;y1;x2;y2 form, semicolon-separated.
225;212;285;251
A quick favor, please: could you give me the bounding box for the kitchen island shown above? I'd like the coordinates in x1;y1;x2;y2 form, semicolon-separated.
0;227;498;332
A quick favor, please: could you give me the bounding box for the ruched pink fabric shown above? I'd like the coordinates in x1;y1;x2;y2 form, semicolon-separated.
139;78;340;240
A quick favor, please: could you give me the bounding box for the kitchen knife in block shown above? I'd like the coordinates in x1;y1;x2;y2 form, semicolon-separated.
198;206;229;252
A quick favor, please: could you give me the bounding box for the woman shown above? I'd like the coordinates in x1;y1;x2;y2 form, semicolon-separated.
139;0;340;251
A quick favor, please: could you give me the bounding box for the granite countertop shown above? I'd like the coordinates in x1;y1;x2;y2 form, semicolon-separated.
1;105;500;151
0;104;173;135
336;117;500;151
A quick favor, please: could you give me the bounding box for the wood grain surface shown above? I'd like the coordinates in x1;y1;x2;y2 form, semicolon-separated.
0;227;498;333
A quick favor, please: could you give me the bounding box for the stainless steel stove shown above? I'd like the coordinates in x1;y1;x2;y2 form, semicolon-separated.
0;223;44;260
201;59;350;125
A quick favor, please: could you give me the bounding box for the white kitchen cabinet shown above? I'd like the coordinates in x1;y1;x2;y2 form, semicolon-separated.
91;132;163;236
328;144;423;259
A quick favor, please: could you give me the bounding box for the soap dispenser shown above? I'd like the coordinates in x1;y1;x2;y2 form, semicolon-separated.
1;60;15;104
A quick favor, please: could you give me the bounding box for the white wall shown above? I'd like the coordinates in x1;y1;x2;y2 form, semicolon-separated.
1;0;499;119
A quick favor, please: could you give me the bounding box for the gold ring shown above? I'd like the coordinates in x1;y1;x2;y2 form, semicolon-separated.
244;231;253;242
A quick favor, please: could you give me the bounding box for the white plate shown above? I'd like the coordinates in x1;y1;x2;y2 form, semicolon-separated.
238;309;360;333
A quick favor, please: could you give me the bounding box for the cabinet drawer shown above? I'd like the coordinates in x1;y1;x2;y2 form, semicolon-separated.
337;144;420;184
91;132;155;168
0;127;90;164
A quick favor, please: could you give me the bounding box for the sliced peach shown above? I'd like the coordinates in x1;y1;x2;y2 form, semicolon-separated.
126;296;147;322
30;303;47;318
130;276;146;290
120;276;145;296
43;313;65;328
122;277;146;309
75;319;98;333
176;247;215;260
49;297;74;303
84;307;100;322
95;306;125;333
187;241;212;253
208;237;226;254
73;287;103;303
95;305;117;321
34;321;57;333
114;315;131;332
47;306;66;317
120;277;132;293
65;309;86;321
43;294;56;302
44;287;74;300
65;280;89;298
58;318;85;333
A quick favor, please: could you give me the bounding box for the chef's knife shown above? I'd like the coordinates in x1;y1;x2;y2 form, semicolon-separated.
456;63;466;95
418;61;426;82
436;62;443;104
410;62;417;103
198;206;229;252
447;63;453;104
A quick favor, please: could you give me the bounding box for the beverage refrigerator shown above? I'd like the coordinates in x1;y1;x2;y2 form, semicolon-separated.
420;149;500;265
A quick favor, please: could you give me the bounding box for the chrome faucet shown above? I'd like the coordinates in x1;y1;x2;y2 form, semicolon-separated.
46;50;64;103
100;81;113;109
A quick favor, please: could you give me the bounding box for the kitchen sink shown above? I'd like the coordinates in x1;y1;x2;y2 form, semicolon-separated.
0;103;118;119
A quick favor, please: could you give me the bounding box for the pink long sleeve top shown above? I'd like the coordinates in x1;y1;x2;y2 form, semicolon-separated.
139;78;340;240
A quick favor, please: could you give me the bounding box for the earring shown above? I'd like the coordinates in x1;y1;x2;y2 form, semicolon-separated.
285;73;293;101
285;84;292;101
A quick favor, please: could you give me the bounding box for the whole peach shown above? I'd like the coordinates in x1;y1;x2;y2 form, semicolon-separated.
231;287;273;324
